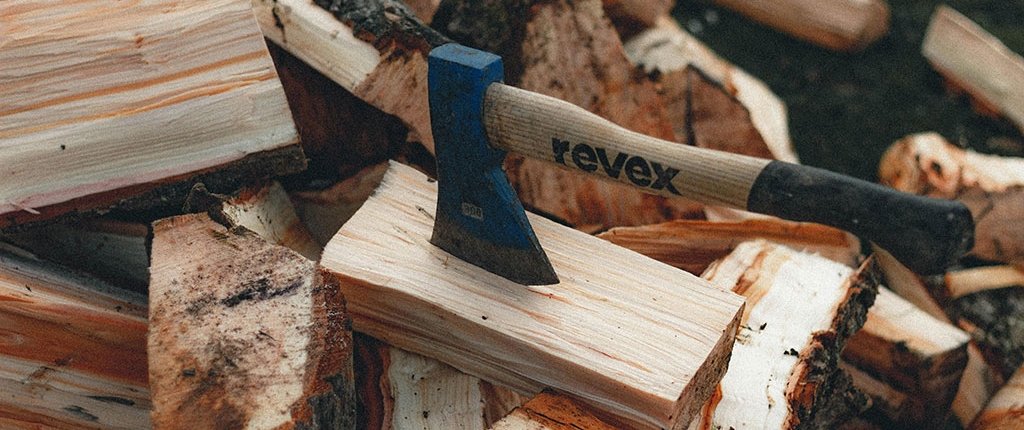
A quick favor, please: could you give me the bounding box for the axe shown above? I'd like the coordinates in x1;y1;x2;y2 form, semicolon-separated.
427;43;973;285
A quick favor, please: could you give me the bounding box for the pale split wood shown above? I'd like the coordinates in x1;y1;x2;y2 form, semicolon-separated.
221;181;323;261
969;364;1024;430
955;344;1005;427
0;246;150;429
597;218;861;275
623;16;797;163
489;391;620;430
946;265;1024;299
707;0;889;52
843;288;970;427
694;240;877;429
879;132;1024;198
148;213;354;429
320;161;745;430
290;162;390;246
870;244;950;323
0;0;299;221
923;5;1024;136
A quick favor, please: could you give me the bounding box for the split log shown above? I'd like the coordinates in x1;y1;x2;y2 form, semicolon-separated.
969;364;1024;430
842;287;970;428
923;5;1024;136
0;245;150;429
879;132;1024;269
252;0;449;151
0;0;303;229
215;181;323;261
694;240;878;429
1;218;150;291
290;162;390;246
319;161;745;430
597;218;860;275
706;0;890;52
623;16;797;163
489;391;619;429
955;344;1007;427
148;212;354;429
946;265;1024;299
357;339;525;429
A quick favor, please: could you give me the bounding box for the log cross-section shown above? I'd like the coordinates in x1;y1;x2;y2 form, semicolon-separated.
319;161;745;430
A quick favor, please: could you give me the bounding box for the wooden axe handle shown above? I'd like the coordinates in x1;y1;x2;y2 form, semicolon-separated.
483;83;974;275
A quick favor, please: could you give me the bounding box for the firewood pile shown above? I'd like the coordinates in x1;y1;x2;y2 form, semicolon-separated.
1;0;1022;429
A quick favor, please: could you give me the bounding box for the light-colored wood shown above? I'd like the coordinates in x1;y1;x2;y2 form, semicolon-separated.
693;240;878;429
969;364;1024;430
597;218;860;275
946;265;1024;299
0;246;150;429
0;0;298;223
384;347;524;429
923;5;1024;136
843;288;970;427
221;181;322;261
623;16;797;164
291;162;390;246
871;244;950;322
320;161;745;430
708;0;889;51
149;213;354;429
485;83;771;209
489;391;619;430
879;132;1024;199
955;344;1004;427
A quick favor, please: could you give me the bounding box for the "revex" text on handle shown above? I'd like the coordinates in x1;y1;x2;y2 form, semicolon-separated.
551;138;681;196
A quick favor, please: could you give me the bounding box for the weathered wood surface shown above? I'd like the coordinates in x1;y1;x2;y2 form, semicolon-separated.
843;288;970;428
969;364;1024;430
598;218;860;275
707;0;889;51
623;16;796;163
217;181;323;261
0;246;150;429
320;161;745;429
879;132;1024;269
489;391;619;430
694;240;878;429
923;5;1024;136
290;163;390;246
149;213;354;429
0;0;302;229
946;266;1024;299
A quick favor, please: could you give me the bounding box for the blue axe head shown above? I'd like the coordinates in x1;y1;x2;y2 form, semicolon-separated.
427;43;560;285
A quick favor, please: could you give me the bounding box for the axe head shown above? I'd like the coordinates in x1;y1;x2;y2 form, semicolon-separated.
427;43;559;285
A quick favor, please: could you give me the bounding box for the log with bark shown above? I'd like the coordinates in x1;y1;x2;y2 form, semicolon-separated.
705;0;890;52
0;245;150;429
692;240;879;429
319;161;746;430
148;210;354;429
842;287;971;428
923;5;1024;136
0;0;304;229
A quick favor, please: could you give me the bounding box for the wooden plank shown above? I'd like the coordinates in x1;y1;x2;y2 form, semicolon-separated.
0;0;302;228
695;240;878;428
923;5;1024;136
843;288;970;427
149;213;354;429
319;161;745;430
707;0;890;52
0;246;150;429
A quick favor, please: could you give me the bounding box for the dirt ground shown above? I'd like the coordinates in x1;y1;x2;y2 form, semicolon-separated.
672;0;1024;181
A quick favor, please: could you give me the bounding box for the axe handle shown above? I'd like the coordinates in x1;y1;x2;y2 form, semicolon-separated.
482;83;974;275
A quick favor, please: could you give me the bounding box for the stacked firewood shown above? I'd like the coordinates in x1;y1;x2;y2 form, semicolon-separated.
1;0;1022;429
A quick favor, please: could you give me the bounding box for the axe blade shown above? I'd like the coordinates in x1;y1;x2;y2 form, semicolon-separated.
428;43;559;285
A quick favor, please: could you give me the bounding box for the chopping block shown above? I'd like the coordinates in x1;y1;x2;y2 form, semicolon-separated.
319;162;745;430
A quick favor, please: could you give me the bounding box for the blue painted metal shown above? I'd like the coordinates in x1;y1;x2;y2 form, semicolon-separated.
428;43;559;285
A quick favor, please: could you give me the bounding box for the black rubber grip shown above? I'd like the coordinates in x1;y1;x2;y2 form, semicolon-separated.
746;160;974;275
